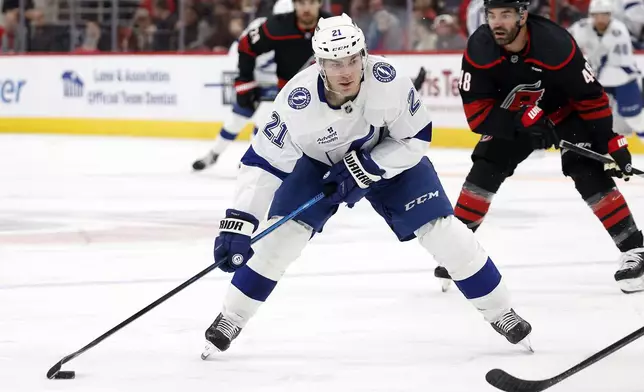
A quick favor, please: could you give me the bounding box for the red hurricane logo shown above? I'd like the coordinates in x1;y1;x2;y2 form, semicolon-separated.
501;81;545;111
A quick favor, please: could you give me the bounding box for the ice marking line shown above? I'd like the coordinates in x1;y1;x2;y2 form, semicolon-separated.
0;259;614;291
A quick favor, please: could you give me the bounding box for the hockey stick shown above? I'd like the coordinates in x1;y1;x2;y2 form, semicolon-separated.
559;140;644;177
413;67;427;91
486;325;644;391
46;190;328;380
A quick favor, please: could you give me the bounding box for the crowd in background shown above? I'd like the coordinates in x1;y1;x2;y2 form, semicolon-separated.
0;0;601;53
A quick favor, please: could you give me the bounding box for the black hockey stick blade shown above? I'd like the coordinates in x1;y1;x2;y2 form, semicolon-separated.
486;325;644;391
486;369;554;392
559;140;644;177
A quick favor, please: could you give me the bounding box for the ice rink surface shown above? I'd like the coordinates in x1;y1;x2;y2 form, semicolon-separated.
2;134;644;392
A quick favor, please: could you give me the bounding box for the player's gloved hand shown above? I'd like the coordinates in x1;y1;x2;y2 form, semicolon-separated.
322;150;385;206
214;209;259;273
606;135;633;181
515;105;560;150
235;80;260;111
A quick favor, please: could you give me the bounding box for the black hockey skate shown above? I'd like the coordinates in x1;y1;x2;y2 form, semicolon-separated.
201;313;242;360
192;151;219;171
615;248;644;294
434;266;452;292
490;308;533;352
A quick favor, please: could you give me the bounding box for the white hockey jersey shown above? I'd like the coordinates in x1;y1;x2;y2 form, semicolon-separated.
233;56;433;219
467;0;485;37
613;0;644;45
569;17;640;87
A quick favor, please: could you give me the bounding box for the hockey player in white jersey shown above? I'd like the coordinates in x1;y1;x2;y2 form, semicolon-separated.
569;0;644;139
612;0;644;48
467;0;485;36
200;13;533;359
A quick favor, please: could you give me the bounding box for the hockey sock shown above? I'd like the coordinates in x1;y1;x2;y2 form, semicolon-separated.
586;188;643;252
454;181;495;232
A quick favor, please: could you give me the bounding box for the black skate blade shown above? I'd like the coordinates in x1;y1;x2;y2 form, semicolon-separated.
486;369;553;392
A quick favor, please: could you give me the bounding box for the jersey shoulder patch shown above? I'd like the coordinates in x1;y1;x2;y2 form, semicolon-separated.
287;87;312;110
526;15;576;69
372;61;397;83
464;26;504;69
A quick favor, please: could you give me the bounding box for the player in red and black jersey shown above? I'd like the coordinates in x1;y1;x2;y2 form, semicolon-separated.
434;0;644;294
192;0;330;171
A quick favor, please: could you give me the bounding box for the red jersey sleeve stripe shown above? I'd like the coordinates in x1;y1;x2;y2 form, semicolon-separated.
464;99;494;130
262;23;302;40
238;36;256;57
464;50;505;69
525;37;577;70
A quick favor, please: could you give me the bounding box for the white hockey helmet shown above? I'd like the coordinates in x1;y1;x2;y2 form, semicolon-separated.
312;13;367;60
589;0;614;14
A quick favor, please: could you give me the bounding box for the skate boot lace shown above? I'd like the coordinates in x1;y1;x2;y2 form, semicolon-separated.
494;311;521;333
620;249;644;270
217;317;240;340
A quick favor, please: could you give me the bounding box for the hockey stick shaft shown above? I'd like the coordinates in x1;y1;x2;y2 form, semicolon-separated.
486;324;644;391
46;191;327;379
559;140;644;177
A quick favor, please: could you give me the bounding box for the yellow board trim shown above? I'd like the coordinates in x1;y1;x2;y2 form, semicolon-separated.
1;117;643;153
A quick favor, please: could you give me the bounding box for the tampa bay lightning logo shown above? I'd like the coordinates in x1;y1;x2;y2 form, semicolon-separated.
373;62;396;83
287;87;311;110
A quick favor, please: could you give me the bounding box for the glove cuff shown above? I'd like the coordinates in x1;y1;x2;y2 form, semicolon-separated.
221;209;259;235
235;80;258;94
519;106;544;128
608;135;628;154
343;150;384;189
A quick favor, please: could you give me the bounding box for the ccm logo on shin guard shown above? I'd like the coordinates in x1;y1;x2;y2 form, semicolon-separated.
405;191;440;211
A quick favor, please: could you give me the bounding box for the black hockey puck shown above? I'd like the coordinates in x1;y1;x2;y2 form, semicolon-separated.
53;370;75;379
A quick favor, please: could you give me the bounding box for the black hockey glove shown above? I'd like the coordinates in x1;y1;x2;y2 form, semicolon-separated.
515;106;560;150
234;80;261;111
605;135;633;181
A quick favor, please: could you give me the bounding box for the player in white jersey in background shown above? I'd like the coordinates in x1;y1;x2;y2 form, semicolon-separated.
612;0;644;47
200;13;533;359
191;0;294;171
467;0;486;36
569;0;644;140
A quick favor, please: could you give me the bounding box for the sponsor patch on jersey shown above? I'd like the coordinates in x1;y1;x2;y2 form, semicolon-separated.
373;62;396;83
287;87;311;110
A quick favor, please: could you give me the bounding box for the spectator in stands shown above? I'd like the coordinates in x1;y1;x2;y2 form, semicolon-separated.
206;10;245;51
151;0;178;50
411;17;436;50
175;4;212;50
349;0;373;32
366;7;404;50
558;0;588;27
126;7;156;51
75;20;102;52
1;0;43;52
432;13;465;50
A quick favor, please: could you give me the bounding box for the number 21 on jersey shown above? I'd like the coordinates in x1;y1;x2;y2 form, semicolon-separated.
263;111;289;148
